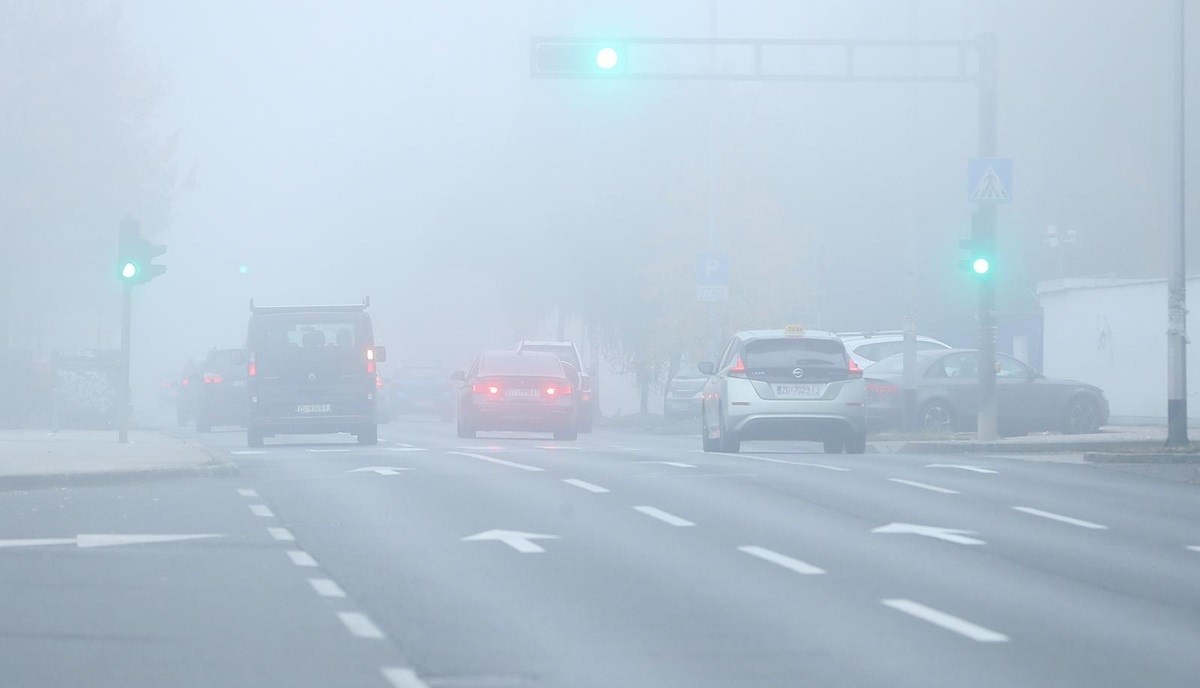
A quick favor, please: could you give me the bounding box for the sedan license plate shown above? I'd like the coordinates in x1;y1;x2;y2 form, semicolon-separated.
296;404;332;414
232;380;247;388
773;384;824;399
506;388;539;398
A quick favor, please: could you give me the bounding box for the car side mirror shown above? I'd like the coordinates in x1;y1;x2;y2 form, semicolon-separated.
373;346;388;363
450;370;466;382
698;362;716;375
231;350;246;365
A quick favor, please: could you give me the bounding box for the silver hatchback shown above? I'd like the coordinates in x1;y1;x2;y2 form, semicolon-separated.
699;328;868;454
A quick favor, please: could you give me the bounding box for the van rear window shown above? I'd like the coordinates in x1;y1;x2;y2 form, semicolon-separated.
745;338;847;367
254;318;362;355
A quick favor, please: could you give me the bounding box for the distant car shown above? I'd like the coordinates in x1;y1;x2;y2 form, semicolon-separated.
863;349;1109;435
837;331;952;369
515;340;594;432
245;301;386;447
174;359;201;426
388;363;454;419
194;348;249;432
664;363;706;420
453;350;579;441
700;327;867;454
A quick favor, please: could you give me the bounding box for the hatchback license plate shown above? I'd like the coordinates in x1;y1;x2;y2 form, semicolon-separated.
506;388;539;398
296;404;332;414
773;384;824;399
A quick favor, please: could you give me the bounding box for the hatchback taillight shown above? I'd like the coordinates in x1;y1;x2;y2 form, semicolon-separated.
728;355;748;379
848;358;863;378
866;381;900;395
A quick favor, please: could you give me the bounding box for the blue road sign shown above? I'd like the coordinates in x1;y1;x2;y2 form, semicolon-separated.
967;158;1012;204
695;254;729;286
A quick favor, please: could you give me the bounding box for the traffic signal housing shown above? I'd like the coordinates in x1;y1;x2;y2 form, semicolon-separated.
531;39;627;77
117;222;167;285
959;238;992;278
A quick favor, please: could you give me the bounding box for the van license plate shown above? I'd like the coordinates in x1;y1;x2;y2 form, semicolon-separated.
296;404;332;414
773;384;824;399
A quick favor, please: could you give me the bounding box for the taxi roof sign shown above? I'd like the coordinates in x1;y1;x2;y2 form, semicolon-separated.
783;325;806;336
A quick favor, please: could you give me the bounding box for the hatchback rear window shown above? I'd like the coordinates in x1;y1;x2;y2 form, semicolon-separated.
481;354;562;376
854;340;949;362
521;345;580;368
745;338;847;367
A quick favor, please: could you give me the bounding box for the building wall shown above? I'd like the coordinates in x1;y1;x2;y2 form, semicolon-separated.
1039;278;1200;421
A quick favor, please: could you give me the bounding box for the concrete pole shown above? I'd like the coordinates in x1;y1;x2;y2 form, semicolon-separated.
1166;0;1189;447
975;33;999;441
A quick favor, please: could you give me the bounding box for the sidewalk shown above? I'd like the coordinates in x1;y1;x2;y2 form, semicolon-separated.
893;426;1173;456
0;429;236;489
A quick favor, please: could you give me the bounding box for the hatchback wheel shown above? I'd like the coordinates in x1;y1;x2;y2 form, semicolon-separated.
919;400;955;434
822;439;844;454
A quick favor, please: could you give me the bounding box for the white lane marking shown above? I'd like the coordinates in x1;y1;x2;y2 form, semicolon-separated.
633;506;695;527
872;522;985;545
637;461;696;468
881;599;1009;642
448;451;543;472
287;550;318;567
308;578;346;598
248;504;274;518
926;463;998;474
1012;506;1108;530
347;466;414;475
393;443;417;448
1187;545;1200;553
337;611;385;639
382;667;431;688
461;530;559;554
268;527;295;542
381;447;427;452
307;448;351;453
0;534;223;549
738;545;825;575
237;488;259;497
731;453;851;472
889;478;960;494
562;478;610;493
536;445;580;450
231;450;266;455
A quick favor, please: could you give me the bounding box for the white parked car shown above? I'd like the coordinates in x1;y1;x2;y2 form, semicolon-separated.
837;331;952;370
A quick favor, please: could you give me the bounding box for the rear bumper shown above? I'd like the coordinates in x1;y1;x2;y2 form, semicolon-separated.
665;396;703;416
728;411;867;440
249;413;374;435
467;403;574;432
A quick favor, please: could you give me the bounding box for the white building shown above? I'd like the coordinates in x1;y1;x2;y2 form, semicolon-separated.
1038;277;1200;423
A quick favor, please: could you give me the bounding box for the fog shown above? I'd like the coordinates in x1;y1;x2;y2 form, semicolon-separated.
2;0;1198;423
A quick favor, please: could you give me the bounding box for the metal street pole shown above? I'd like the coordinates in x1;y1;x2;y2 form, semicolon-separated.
1166;0;1189;447
974;33;999;441
118;283;131;444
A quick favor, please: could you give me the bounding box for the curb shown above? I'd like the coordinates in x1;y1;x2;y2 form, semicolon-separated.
0;460;239;492
898;440;1163;455
1083;452;1200;464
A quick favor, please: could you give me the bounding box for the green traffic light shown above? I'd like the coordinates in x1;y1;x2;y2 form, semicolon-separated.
121;262;138;279
238;264;249;275
972;257;991;275
595;46;619;70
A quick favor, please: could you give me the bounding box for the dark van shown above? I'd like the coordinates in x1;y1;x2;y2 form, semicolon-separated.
245;300;386;447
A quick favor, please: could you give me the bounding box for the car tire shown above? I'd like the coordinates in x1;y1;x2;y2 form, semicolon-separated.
553;425;578;442
357;424;378;446
456;412;476;439
247;427;264;448
919;399;956;434
701;412;721;452
822;438;844;454
579;413;594;433
844;432;868;455
717;412;740;453
1062;395;1101;435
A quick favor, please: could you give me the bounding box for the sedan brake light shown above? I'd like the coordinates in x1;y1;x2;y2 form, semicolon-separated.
472;381;502;397
203;373;223;384
545;384;572;397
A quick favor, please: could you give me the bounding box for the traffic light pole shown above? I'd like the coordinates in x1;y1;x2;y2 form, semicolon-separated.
1166;0;1189;448
118;282;132;444
974;34;999;441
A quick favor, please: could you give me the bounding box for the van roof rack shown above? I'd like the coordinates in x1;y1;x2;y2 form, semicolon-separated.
249;298;370;314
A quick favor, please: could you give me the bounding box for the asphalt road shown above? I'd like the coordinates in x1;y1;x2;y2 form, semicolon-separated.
2;418;1199;687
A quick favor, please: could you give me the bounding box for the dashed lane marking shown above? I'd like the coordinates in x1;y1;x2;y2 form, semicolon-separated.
562;478;609;493
248;504;274;518
287;550;318;567
882;598;1009;642
268;527;295;542
237;488;259;498
308;578;346;598
633;506;695;527
888;478;960;494
338;612;385;639
738;545;825;575
382;667;431;688
448;451;543;472
1012;506;1107;530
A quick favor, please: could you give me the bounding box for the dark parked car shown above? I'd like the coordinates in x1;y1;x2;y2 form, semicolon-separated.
664;363;706;420
193;348;249;432
864;349;1109;435
388;362;455;419
453;350;579;441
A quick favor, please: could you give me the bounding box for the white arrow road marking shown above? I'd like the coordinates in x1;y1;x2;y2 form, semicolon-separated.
287;550;319;567
0;534;223;549
382;667;432;688
888;478;960;494
1012;506;1107;530
872;522;985;545
248;504;274;518
562;478;609;493
462;529;559;553
926;463;998;474
738;545;825;575
267;527;295;542
725;453;850;472
308;578;346;598
448;452;543;472
637;461;696;468
882;599;1009;642
337;612;385;639
633;506;695;527
347;467;414;476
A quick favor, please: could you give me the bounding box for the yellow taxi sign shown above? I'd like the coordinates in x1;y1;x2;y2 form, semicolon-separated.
783;324;806;336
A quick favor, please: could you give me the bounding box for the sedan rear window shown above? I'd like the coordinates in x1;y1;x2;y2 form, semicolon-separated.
854;340;949;362
481;354;562;377
745;338;847;367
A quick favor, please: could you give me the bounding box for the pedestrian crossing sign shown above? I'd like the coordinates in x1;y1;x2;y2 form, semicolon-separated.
967;158;1012;204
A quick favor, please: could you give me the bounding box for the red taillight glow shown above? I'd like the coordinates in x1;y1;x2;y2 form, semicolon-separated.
248;360;257;378
848;358;863;378
472;382;502;396
203;373;223;385
181;377;190;386
866;381;900;395
376;374;384;389
545;385;572;397
728;355;747;378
